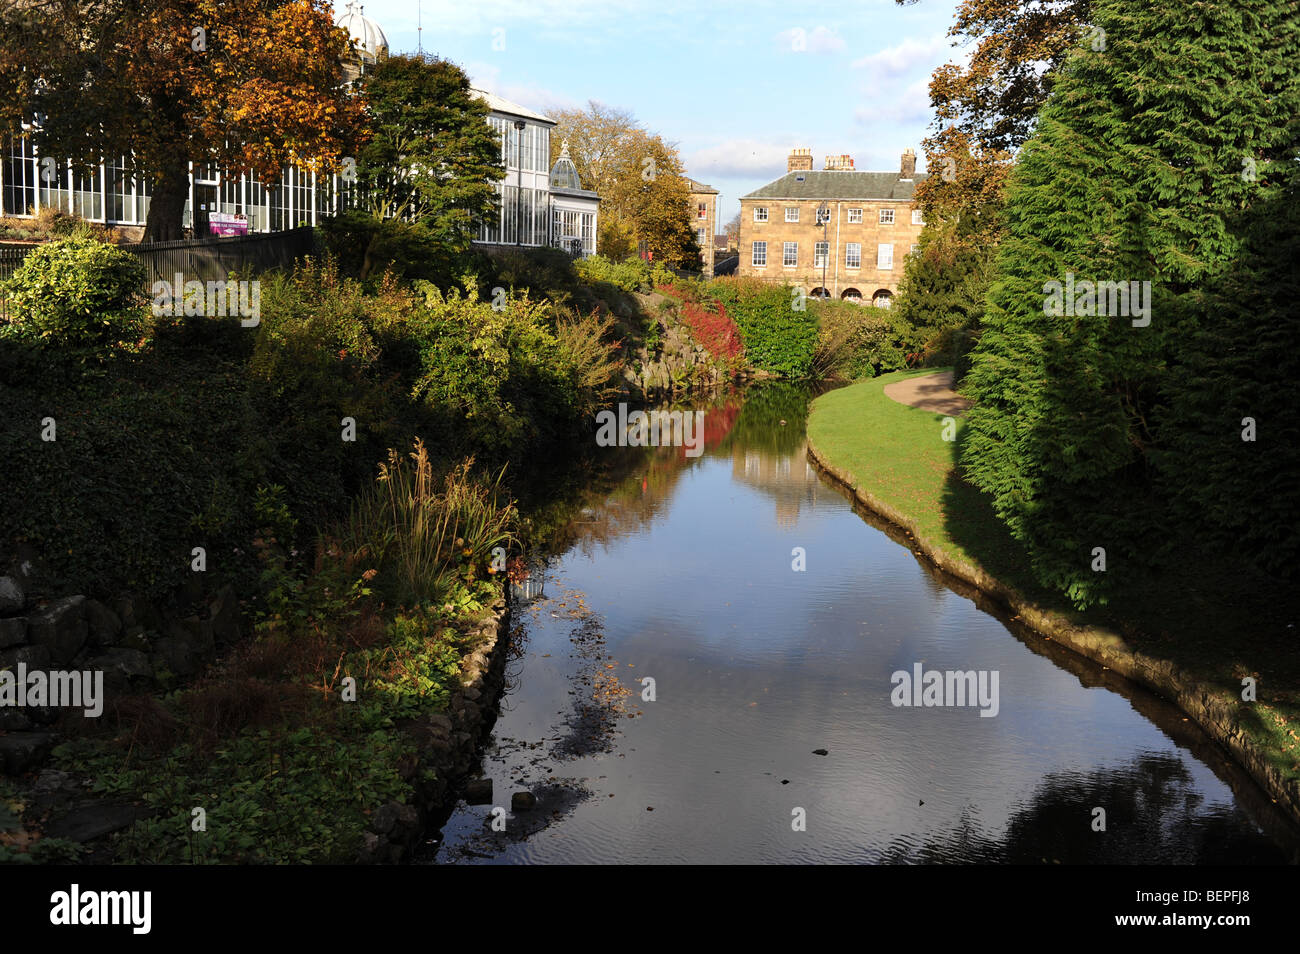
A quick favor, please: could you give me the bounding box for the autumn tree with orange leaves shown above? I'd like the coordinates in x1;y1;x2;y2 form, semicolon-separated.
892;0;1088;372
899;0;1089;218
0;0;368;240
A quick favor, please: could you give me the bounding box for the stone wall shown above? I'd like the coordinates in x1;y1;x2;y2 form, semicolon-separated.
355;596;512;863
0;557;240;775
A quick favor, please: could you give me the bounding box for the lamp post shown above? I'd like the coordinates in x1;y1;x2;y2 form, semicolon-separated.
817;202;829;299
514;120;525;245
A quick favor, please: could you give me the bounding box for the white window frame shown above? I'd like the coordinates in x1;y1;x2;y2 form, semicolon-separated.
912;209;924;225
845;243;861;269
877;243;894;269
783;241;798;267
753;206;768;222
847;208;863;223
879;208;895;225
814;241;829;268
752;240;767;267
785;207;799;223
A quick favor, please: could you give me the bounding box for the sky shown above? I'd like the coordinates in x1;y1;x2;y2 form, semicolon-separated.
337;0;970;226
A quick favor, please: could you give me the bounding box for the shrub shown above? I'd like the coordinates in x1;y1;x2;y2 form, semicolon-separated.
406;282;581;455
705;277;817;378
810;299;911;379
248;260;417;523
489;246;581;300
1;234;146;354
552;309;626;413
318;210;482;288
575;254;675;293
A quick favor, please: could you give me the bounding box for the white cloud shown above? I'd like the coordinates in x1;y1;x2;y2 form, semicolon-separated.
775;26;847;54
851;34;949;78
853;76;933;127
687;138;800;179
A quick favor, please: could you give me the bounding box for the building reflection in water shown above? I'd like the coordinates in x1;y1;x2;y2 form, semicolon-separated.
733;440;822;527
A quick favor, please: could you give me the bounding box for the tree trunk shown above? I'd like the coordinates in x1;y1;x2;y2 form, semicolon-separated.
143;162;190;243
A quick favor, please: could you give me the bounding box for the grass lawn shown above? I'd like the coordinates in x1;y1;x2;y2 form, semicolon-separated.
808;369;1300;805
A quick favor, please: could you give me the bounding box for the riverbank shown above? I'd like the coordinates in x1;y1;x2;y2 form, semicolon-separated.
806;370;1300;827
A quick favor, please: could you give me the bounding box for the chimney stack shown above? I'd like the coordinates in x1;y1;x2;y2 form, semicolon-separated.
900;148;917;179
824;154;855;171
787;147;813;173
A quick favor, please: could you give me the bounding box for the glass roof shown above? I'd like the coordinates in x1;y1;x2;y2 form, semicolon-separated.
550;140;582;191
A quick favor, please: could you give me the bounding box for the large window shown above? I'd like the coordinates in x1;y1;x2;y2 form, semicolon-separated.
877;243;894;268
697;227;707;246
752;241;767;266
783;241;798;266
70;166;101;220
879;208;895;224
814;241;828;268
479;181;504;243
535;195;549;247
784;207;799;222
2;136;36;216
912;209;924;225
847;208;863;223
698;202;708;219
581;212;594;254
845;243;861;268
753;206;768;222
37;155;69;215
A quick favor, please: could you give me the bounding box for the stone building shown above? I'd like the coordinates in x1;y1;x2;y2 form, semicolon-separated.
686;177;718;276
737;147;926;306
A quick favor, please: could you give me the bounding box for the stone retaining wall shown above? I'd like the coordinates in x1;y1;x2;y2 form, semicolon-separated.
354;596;512;863
0;560;240;775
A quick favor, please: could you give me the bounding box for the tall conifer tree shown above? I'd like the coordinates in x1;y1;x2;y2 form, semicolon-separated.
959;0;1300;606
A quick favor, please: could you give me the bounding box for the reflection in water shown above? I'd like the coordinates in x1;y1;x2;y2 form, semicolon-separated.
881;752;1286;865
427;383;1300;865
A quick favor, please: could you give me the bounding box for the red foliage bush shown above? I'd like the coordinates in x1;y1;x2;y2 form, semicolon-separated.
656;283;743;363
680;300;744;363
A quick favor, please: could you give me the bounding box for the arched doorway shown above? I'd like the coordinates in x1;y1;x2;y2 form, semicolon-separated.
841;288;862;303
810;287;831;300
872;289;894;308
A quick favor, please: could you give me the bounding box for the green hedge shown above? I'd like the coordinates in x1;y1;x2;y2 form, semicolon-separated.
705;277;818;378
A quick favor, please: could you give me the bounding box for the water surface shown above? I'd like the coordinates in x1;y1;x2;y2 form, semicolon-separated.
426;385;1298;864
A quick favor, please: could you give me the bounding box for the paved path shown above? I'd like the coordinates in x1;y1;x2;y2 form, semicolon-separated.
882;370;972;416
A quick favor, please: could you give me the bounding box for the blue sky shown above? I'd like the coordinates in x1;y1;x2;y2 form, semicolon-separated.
341;0;969;225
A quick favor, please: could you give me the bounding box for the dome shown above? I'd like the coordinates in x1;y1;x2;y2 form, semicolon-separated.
336;1;388;62
549;140;582;191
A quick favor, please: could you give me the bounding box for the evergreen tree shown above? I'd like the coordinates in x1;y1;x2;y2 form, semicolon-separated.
959;0;1300;606
1153;153;1300;580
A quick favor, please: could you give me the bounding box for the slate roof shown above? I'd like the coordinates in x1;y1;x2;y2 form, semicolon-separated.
743;170;927;202
686;177;718;194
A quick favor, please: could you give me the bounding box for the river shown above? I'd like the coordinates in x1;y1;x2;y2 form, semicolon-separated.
422;384;1300;865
